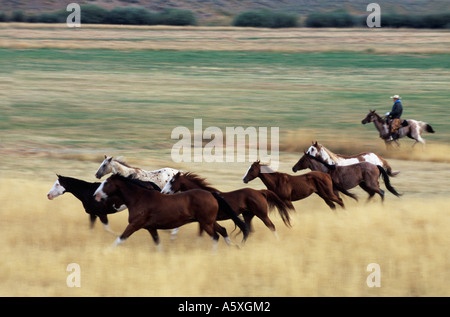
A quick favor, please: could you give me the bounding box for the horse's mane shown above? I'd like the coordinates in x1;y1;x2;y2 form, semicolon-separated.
320;145;340;162
259;163;276;174
110;174;160;191
112;157;133;168
182;172;219;192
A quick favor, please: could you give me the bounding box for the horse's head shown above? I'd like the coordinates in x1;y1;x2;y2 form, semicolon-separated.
361;110;379;124
47;174;66;200
161;172;184;194
306;142;336;166
94;175;121;202
292;151;309;173
305;141;321;158
95;155;113;179
243;160;261;184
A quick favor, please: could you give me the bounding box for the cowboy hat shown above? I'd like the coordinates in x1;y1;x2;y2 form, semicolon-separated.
390;95;401;99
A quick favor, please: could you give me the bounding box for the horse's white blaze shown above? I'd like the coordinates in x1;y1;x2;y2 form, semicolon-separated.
242;165;252;182
306;146;318;157
47;180;66;200
161;181;173;194
93;180;108;201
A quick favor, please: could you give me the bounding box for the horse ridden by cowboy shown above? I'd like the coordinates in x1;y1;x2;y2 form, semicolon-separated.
385;94;407;141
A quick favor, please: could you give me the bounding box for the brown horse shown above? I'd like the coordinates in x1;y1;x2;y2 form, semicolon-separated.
162;172;294;237
94;174;249;251
242;161;345;211
292;153;401;201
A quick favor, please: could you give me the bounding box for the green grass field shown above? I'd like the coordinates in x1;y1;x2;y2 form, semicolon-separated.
2;47;449;165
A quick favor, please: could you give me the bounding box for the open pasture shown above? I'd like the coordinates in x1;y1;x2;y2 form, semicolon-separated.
0;25;449;297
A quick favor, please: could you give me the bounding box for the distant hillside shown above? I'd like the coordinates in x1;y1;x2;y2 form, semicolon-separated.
2;0;449;24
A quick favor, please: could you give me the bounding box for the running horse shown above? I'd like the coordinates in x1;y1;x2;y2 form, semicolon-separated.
242;161;345;211
361;110;435;148
162;172;294;238
94;174;249;251
306;141;399;177
292;153;401;201
95;155;179;189
46;175;160;234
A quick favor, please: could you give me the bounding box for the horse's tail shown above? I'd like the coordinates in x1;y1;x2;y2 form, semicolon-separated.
425;124;435;133
260;189;293;227
211;192;249;242
378;157;400;177
377;165;401;197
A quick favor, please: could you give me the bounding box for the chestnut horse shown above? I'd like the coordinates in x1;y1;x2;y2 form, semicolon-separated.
242;161;345;211
162;172;294;237
94;174;249;251
292;153;401;201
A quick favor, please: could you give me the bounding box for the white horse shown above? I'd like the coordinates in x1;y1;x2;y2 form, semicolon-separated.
306;141;399;177
95;155;179;190
95;155;181;238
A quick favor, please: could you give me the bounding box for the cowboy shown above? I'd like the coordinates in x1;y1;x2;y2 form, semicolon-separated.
385;95;403;141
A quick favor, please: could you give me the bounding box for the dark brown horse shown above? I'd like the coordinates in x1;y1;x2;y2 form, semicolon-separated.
94;174;249;251
292;153;401;201
162;172;294;237
242;161;345;211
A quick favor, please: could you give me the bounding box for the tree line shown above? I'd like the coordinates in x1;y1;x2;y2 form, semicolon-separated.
1;5;449;29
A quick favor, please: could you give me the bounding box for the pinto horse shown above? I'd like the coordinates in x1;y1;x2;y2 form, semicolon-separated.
361;110;435;148
162;172;293;237
47;175;160;234
306;141;399;177
95;155;179;189
242;161;345;211
94;174;249;251
292;153;401;201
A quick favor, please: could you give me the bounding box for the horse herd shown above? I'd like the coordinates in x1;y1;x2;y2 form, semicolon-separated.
47;140;403;252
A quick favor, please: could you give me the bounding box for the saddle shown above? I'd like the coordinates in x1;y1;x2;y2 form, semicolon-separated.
389;118;408;133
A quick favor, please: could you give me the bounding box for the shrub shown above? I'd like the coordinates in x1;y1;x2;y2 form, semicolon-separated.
106;7;158;25
79;4;109;24
305;10;356;28
157;8;197;26
233;9;298;28
11;10;25;22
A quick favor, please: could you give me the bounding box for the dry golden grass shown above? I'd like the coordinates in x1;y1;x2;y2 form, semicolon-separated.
1;23;450;53
1;152;449;297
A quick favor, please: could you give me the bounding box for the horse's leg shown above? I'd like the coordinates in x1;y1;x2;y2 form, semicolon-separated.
248;200;278;239
242;210;255;233
146;227;162;252
214;222;232;246
89;214;97;229
365;181;385;202
111;223;140;248
98;214;119;235
200;222;220;252
170;227;179;240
